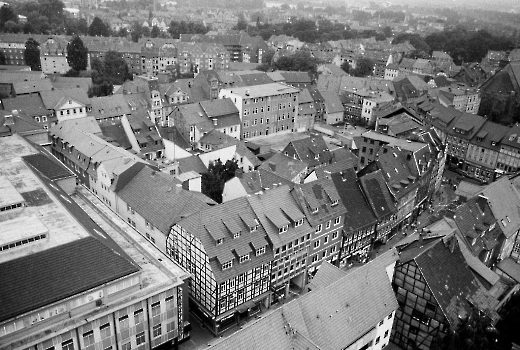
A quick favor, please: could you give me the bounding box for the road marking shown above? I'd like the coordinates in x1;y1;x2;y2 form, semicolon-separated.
94;229;107;239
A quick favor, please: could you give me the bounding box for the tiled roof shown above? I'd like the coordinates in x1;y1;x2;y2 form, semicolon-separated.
284;135;332;168
199;129;239;147
220;83;299;99
449;112;486;140
248;185;313;249
320;90;345;114
176;197;273;282
359;169;396;219
237;168;292;194
210;249;397;350
115;165;214;233
199;98;239;118
2;94;48;117
400;236;499;326
497;258;520;283
40;88;90;109
0;236;139;323
89;94;132;119
278;71;312;84
291;178;347;227
331;170;377;233
22;153;73;180
478;177;520;239
12;79;53;94
178;155;208;174
258;152;307;182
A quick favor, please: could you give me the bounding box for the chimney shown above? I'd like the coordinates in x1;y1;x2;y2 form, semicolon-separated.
269;162;276;171
213;118;218;126
245;89;250;97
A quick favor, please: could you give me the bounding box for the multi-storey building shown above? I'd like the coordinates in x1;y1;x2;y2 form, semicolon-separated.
167;197;273;335
247;185;314;303
331;169;378;264
121;113;164;160
295;88;315;132
437;85;481;114
140;39;178;77
497;125;520;174
360;91;394;125
292;178;347;277
207;250;399;350
40;87;91;123
39;37;71;74
219;83;300;140
82;36;142;75
0;134;191;350
464;121;509;183
282;135;333;173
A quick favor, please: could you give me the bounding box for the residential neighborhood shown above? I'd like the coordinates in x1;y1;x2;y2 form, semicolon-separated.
1;0;520;350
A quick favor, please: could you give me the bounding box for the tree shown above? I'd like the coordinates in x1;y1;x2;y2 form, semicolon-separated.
102;50;131;85
201;159;238;203
24;38;41;71
88;16;110;37
0;51;5;65
0;5;17;28
341;61;350;74
150;25;160;38
67;35;88;71
352;57;374;77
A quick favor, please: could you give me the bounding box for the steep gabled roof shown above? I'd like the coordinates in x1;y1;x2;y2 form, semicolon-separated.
359;169;396;219
284;135;332;168
258;152;307;182
115;165;214;233
331;169;377;233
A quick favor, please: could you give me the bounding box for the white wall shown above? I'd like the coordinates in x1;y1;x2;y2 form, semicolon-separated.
198;145;237;168
163;139;192;160
222;177;248;202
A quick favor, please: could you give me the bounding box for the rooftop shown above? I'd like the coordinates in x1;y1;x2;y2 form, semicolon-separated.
220;83;300;99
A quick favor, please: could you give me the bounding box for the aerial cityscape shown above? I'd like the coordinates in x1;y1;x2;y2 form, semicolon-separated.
1;0;520;349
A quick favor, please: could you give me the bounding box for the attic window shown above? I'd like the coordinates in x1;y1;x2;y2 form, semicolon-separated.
294;218;304;227
216;238;223;245
256;246;265;256
279;225;288;234
233;232;241;239
311;207;318;214
222;260;233;270
239;254;250;263
331;199;339;206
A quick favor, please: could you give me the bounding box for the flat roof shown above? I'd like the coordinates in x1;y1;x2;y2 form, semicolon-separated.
0;135;91;264
0;215;48;247
221;83;299;98
0;175;24;208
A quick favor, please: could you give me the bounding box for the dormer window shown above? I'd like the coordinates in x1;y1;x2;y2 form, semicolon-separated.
331;200;339;206
294;218;304;227
279;225;288;234
222;260;233;270
256;247;265;256
239;254;250;263
216;238;224;245
250;225;258;233
233;232;241;239
311;207;318;214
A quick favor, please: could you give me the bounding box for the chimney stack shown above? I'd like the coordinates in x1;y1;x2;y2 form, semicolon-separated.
269;162;276;171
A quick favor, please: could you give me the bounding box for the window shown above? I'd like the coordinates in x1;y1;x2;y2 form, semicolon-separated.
332;231;338;239
151;302;161;317
35;116;40;122
233;232;241;239
62;340;74;350
83;331;94;347
334;216;341;225
100;323;111;339
256;246;265;256
119;315;129;329
153;324;162;338
314;240;320;248
122;344;131;350
294;218;304;227
136;332;145;345
375;336;380;344
134;309;143;325
384;330;389;338
279;225;288;233
326;221;331;229
331;199;338;206
324;235;329;244
222;260;233;270
239;254;250;263
315;224;322;233
216;238;224;245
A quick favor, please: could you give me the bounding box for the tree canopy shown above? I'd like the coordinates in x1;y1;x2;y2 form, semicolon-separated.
24;37;41;71
67;35;88;71
351;57;374;77
201;159;238;203
88;16;110;37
